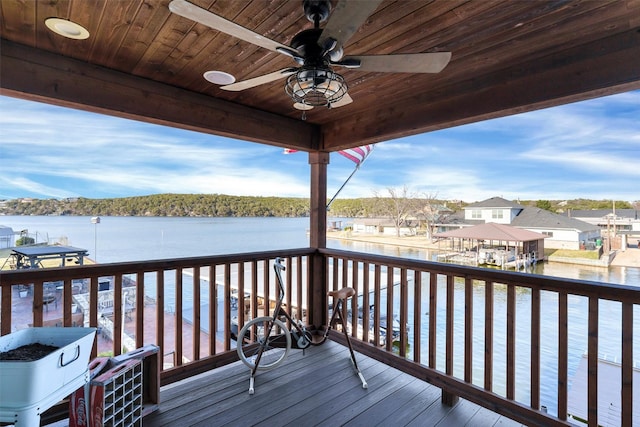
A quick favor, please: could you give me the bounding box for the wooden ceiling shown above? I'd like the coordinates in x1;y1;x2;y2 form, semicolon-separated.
1;0;639;152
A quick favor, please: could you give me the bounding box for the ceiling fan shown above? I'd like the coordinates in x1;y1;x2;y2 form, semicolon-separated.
168;0;451;111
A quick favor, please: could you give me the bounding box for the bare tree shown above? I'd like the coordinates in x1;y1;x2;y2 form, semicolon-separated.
413;193;449;241
373;186;422;237
372;187;449;239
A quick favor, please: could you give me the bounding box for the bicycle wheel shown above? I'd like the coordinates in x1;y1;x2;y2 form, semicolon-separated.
237;316;291;370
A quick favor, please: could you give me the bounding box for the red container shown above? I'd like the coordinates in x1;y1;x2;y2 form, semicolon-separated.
69;357;110;427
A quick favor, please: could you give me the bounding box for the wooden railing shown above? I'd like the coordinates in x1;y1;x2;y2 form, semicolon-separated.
0;248;313;385
1;248;637;426
321;248;639;427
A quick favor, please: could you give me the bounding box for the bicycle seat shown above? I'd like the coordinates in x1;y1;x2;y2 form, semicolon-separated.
328;287;355;300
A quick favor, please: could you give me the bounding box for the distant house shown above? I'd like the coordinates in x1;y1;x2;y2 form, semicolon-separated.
567;209;640;233
448;197;600;250
351;218;419;236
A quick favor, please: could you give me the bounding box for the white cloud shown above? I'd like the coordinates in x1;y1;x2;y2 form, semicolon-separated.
1;91;639;202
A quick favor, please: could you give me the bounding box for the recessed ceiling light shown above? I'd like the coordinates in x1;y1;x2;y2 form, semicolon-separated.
293;102;314;111
203;71;236;85
45;18;90;40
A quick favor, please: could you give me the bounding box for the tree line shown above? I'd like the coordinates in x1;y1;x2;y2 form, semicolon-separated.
0;194;310;217
0;194;635;218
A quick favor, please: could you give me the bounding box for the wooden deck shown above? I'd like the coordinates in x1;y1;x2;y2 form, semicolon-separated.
144;340;524;427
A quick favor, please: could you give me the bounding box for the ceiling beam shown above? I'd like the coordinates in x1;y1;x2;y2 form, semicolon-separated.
0;40;318;151
322;27;640;150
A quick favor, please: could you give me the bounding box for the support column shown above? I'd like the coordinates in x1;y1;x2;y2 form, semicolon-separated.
309;151;329;329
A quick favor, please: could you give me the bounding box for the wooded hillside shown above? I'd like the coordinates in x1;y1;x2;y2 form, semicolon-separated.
0;195;633;217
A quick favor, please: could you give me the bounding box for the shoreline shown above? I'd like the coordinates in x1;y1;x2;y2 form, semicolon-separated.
327;231;640;268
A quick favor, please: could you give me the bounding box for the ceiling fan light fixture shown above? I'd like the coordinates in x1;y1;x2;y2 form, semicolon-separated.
203;70;236;85
44;18;90;40
285;66;347;107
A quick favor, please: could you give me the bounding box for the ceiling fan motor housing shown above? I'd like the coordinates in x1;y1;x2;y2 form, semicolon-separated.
303;0;331;25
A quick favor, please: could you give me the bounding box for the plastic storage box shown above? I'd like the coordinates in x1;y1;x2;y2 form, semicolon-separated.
90;358;143;427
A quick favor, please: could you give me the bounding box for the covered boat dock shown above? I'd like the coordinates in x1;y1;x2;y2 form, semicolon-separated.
434;223;546;270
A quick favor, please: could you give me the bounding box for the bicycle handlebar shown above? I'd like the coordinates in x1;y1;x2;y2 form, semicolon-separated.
274;257;286;271
274;257;286;301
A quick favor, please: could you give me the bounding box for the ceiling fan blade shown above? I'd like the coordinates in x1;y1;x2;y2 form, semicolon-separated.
220;68;297;92
331;93;353;108
169;0;293;54
343;52;452;73
318;0;383;50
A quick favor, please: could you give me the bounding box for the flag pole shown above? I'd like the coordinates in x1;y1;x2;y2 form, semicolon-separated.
326;164;360;210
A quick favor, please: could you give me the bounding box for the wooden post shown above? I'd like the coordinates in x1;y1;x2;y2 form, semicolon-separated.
309;151;329;329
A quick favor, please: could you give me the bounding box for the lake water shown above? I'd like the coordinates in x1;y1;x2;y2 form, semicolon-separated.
1;215;639;415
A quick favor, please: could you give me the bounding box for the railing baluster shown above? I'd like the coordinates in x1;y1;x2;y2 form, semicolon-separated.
464;276;473;383
445;274;454;376
385;266;394;352
351;260;359;338
156;270;165;362
443;274;458;406
238;262;245;331
192;266;201;361
33;280;44;327
374;264;381;348
62;279;72;327
507;284;515;400
209;264;217;356
342;257;349;290
0;283;12;334
399;268;408;358
296;255;303;323
286;257;293;327
429;272;437;369
251;260;258;322
332;256;339;294
413;270;421;363
587;297;599;426
558;291;568;420
484;281;494;392
362;262;370;345
263;259;270;318
175;269;183;365
90;276;99;358
135;271;144;348
113;274;123;356
621;301;633;427
531;287;540;410
224;263;231;351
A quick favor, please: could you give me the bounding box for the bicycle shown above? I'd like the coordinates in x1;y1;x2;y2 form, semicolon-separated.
236;257;367;394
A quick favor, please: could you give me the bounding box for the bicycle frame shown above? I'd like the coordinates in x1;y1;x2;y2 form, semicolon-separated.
247;258;310;376
238;257;366;394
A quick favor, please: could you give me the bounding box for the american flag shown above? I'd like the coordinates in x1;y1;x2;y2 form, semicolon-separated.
338;144;374;166
283;144;374;166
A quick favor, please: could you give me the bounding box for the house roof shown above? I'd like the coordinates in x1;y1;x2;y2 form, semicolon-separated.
568;209;639;220
512;207;599;232
1;1;639;152
465;197;524;210
434;222;545;242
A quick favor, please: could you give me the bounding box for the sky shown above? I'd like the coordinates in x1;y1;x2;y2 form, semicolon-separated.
0;91;638;203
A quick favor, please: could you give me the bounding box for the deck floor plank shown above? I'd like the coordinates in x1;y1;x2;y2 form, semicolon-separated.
142;341;520;427
371;378;442;426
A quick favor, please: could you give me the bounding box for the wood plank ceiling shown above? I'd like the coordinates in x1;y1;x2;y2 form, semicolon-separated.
1;0;639;152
